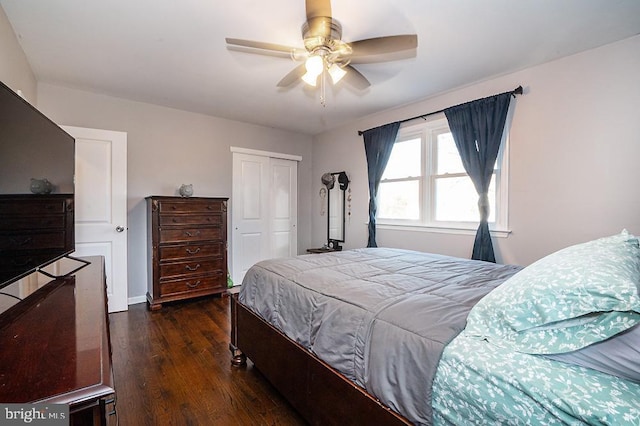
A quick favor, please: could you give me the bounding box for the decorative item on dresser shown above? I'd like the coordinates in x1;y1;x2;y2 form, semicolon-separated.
178;184;193;198
146;196;228;310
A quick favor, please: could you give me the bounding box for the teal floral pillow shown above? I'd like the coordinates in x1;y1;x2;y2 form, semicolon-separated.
466;230;640;354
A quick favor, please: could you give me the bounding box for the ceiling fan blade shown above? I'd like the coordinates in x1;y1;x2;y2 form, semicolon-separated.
349;35;418;60
277;64;307;87
227;45;294;60
306;0;332;20
226;38;300;55
349;48;417;64
341;65;370;90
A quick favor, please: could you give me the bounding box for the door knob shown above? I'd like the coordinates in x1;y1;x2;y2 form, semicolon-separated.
115;226;125;233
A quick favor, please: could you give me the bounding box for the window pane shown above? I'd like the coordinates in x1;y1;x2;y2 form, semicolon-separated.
382;138;421;179
436;132;466;174
378;180;420;220
434;175;496;222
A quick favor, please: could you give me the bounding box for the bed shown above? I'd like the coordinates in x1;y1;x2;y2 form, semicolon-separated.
229;232;640;425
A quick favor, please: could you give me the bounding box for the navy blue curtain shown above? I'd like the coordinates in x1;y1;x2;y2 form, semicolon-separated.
363;122;401;247
444;92;512;262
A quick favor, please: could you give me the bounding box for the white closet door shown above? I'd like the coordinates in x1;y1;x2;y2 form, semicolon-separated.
232;153;270;286
270;158;297;258
231;150;298;286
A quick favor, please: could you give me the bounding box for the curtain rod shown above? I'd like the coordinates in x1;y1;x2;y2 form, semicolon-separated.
357;85;523;136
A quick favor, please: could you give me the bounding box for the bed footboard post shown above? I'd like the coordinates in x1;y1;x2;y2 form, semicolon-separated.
229;343;247;366
229;293;247;367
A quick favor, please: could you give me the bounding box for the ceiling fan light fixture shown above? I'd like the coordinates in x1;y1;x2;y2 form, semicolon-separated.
302;54;324;86
305;54;324;75
328;63;346;84
301;71;319;87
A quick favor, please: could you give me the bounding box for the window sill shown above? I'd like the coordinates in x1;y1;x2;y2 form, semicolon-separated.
376;223;511;238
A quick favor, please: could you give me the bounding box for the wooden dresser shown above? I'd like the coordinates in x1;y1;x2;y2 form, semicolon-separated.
0;256;116;425
146;196;228;310
0;194;74;284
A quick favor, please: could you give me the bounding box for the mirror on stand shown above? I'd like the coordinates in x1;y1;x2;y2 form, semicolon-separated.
322;171;349;251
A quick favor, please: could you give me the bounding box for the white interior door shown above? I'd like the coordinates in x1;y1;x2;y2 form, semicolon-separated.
63;126;128;313
231;150;299;286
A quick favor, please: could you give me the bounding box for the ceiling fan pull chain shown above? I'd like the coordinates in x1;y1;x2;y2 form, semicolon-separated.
320;66;327;107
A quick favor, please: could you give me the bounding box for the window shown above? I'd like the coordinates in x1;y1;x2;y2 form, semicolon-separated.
377;116;508;233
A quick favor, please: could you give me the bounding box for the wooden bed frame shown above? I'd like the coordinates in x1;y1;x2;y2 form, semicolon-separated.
229;294;411;425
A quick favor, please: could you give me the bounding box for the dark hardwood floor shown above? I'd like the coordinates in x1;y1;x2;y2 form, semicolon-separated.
108;295;306;425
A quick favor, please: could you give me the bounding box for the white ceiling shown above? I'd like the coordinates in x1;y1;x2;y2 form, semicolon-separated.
2;0;639;136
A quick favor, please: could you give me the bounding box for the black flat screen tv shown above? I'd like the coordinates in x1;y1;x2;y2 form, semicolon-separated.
0;80;75;289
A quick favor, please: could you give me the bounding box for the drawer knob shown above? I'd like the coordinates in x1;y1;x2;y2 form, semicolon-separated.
184;230;201;237
185;263;201;271
186;280;201;288
186;247;201;255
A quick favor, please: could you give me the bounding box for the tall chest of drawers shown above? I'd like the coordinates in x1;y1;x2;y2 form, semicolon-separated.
146;196;228;310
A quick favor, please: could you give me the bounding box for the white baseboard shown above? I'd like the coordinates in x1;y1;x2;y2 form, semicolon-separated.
128;295;147;305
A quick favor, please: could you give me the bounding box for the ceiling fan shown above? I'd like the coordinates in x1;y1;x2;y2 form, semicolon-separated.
225;0;417;97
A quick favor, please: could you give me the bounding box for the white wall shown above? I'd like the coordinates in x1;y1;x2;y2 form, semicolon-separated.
36;83;313;302
312;35;640;266
0;5;36;102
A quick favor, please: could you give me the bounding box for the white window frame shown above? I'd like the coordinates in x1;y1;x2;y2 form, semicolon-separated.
377;115;510;237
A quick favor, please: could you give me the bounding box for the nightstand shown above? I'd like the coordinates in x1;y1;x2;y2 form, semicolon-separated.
307;247;339;254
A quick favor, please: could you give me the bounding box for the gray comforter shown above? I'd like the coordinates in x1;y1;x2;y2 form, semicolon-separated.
239;248;521;425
